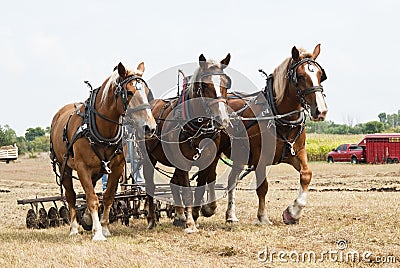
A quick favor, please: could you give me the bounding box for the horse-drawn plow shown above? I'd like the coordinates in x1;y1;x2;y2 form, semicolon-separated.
17;182;176;230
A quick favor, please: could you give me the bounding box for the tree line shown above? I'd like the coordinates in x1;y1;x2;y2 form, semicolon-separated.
306;110;400;134
0;125;49;154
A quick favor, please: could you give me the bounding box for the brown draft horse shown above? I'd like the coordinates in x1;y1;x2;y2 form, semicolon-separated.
143;54;231;233
221;44;328;225
50;62;156;241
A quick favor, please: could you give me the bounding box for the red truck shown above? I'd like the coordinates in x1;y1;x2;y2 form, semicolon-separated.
358;133;400;164
327;144;365;164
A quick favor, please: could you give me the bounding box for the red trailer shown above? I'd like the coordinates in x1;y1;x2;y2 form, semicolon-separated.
358;133;400;164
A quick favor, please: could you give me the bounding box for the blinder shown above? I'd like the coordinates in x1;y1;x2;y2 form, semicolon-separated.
288;58;327;85
115;74;150;112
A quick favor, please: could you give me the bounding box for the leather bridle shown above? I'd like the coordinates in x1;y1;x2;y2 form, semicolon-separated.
286;58;327;108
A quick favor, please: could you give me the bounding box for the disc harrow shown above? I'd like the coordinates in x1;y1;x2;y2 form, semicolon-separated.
17;183;175;230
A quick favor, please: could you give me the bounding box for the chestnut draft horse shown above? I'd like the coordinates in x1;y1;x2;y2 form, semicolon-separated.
50;62;156;241
221;44;328;225
143;54;231;233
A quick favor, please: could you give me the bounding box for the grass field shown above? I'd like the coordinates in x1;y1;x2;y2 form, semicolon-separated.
0;156;399;267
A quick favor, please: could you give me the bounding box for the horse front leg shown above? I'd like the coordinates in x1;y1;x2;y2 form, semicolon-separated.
199;159;218;219
225;165;242;223
283;149;311;224
255;165;273;225
143;157;157;229
61;167;79;236
76;166;105;241
100;169;122;237
182;185;196;234
170;169;197;233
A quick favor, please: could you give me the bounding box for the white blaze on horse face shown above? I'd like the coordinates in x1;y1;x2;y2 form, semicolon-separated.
135;81;153;118
304;64;328;114
211;75;229;123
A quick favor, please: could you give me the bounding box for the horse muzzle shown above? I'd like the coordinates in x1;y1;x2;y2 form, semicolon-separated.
311;109;327;122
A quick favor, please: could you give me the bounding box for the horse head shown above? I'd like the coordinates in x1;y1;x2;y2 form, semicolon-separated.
287;44;328;121
116;62;157;138
189;53;231;129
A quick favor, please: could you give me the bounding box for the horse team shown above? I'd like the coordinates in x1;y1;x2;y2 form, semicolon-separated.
50;44;328;241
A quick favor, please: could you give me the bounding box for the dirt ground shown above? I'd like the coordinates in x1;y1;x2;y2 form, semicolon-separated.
0;156;399;267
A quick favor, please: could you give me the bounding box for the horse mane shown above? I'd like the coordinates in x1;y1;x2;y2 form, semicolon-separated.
100;70;119;105
273;47;311;105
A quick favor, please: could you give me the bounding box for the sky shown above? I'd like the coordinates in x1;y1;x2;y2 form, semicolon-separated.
0;0;399;136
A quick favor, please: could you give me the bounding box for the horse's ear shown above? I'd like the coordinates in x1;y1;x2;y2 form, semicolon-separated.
312;44;321;60
199;54;207;70
117;62;126;78
136;62;145;76
291;46;300;62
220;53;231;69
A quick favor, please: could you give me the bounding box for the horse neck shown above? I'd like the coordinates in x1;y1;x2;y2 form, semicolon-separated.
275;85;302;118
94;86;122;137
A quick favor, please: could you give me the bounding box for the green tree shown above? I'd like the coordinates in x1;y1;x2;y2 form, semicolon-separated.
378;112;387;123
0;124;17;146
16;136;29;154
363;121;384;134
25;127;46;142
29;136;50;152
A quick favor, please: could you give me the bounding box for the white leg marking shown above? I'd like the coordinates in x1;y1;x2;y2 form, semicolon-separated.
69;219;80;236
226;188;239;223
91;211;106;241
290;188;307;220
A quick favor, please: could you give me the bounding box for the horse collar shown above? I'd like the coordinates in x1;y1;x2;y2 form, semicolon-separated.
264;75;305;128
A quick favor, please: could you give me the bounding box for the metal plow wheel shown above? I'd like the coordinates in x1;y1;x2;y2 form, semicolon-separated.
116;200;130;226
26;209;39;229
48;207;60;227
58;206;70;225
38;208;49;229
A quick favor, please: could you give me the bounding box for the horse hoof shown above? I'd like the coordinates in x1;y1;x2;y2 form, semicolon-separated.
102;227;111;237
69;228;79;237
282;208;299;225
92;233;107;241
201;205;217;218
147;220;157;230
184;226;198;234
173;218;186;227
225;216;239;224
